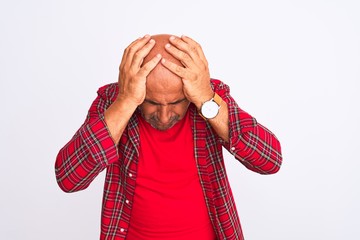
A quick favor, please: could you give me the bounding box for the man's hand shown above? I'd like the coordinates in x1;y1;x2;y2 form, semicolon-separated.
104;35;161;144
161;35;214;109
117;35;162;107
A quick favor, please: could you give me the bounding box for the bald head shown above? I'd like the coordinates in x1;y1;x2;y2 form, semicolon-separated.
143;34;183;88
144;34;182;67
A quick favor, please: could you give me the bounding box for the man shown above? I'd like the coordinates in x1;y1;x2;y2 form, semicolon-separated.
55;34;282;240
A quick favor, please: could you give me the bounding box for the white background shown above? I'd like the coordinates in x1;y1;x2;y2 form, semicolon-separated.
1;0;359;239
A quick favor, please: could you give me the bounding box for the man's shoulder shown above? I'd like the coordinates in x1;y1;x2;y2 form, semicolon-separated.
210;78;229;91
97;82;119;101
210;78;222;85
97;82;118;93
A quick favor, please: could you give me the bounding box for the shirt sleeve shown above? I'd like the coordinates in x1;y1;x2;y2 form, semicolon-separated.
55;84;120;192
212;79;282;174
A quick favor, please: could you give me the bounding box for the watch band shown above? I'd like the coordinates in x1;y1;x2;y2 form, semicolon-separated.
212;92;223;106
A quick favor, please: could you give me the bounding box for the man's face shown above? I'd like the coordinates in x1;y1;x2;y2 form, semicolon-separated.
139;70;190;131
138;34;191;131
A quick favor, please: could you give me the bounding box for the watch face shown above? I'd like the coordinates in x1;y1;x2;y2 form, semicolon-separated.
201;101;219;119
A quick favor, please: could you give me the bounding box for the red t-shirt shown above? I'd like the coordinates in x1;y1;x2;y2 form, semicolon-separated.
126;111;216;240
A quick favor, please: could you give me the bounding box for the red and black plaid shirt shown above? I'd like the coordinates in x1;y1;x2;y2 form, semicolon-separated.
55;79;282;240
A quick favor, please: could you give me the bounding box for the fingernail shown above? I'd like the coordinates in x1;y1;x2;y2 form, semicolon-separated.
165;43;171;48
144;34;150;38
156;54;161;58
169;36;175;41
150;39;155;44
161;58;166;64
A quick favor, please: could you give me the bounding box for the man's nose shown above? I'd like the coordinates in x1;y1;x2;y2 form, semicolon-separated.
158;105;171;124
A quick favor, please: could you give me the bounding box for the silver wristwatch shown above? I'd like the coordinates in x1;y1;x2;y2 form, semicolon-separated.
200;93;222;119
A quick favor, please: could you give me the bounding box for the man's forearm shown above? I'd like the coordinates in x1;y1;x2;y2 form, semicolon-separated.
104;98;138;144
207;100;229;142
56;89;121;193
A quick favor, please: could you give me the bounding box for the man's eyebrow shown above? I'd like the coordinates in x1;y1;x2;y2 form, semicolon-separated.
169;98;187;105
144;98;187;106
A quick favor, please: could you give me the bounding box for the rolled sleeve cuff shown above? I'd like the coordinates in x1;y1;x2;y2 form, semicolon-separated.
227;104;258;149
79;116;119;168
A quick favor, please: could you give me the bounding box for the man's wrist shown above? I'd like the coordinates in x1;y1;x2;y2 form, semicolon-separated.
195;90;215;110
115;95;141;111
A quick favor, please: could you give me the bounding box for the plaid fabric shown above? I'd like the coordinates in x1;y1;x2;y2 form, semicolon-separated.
55;79;282;240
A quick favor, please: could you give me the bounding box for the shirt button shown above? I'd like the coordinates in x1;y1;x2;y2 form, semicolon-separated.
129;173;133;177
231;147;235;151
120;228;125;232
125;199;130;204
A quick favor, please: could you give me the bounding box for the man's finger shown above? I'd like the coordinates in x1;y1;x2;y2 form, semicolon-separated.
161;58;193;80
180;35;207;61
168;35;202;63
165;43;194;68
121;35;152;70
137;54;162;77
131;39;156;69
